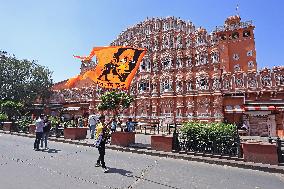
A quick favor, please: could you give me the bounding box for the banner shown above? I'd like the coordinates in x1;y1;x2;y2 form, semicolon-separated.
66;75;82;88
68;46;146;89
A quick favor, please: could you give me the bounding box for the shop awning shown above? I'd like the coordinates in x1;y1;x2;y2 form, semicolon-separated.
224;105;244;113
63;107;80;111
244;106;275;111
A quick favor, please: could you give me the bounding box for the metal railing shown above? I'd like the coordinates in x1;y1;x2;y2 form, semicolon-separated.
172;125;242;158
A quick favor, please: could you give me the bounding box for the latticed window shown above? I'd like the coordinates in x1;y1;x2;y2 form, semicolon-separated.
140;59;151;72
211;51;219;64
186;80;193;91
138;81;149;93
162;58;172;69
196;36;205;46
176;58;183;68
243;30;251;37
163;22;169;31
185;37;191;47
196;77;209;90
160;79;172;92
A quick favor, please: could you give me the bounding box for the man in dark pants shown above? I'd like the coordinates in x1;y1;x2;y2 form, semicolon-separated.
34;115;44;151
95;115;110;173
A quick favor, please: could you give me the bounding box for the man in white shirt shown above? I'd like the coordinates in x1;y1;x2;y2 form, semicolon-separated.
33;115;44;151
89;114;98;139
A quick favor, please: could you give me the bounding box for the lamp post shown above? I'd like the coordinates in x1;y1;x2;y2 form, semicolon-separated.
172;107;180;152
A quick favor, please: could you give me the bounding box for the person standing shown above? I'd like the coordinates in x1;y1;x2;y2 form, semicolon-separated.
41;115;51;150
126;118;135;132
89;114;98;139
95;115;110;173
78;116;83;127
110;118;117;133
34;115;44;151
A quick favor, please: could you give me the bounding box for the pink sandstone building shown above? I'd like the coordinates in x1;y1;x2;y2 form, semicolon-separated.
50;15;284;137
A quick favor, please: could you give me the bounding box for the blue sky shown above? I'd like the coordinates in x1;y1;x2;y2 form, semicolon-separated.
0;0;283;82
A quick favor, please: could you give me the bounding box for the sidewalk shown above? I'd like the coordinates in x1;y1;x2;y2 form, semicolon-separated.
1;130;284;175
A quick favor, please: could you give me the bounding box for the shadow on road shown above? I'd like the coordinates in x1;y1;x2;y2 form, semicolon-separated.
107;167;132;176
41;148;61;153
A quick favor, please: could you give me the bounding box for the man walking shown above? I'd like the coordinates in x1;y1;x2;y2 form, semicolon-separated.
34;115;44;151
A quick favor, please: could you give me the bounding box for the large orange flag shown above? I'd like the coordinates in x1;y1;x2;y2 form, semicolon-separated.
69;46;146;89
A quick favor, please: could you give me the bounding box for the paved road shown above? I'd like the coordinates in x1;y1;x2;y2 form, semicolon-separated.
1;134;284;189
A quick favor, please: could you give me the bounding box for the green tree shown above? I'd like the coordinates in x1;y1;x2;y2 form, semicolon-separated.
0;51;53;107
98;91;134;117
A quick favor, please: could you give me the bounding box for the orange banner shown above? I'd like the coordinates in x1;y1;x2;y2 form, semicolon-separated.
69;46;146;89
66;75;82;88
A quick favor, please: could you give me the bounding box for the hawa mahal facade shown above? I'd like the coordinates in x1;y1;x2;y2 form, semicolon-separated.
51;15;284;137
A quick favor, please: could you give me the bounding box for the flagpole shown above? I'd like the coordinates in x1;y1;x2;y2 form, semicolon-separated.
236;4;239;16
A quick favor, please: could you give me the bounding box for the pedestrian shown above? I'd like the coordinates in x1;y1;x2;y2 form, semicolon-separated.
89;114;98;139
125;118;135;132
78;116;83;127
34;114;44;151
110;117;117;133
241;121;248;131
95;115;110;173
117;117;123;132
41;115;51;150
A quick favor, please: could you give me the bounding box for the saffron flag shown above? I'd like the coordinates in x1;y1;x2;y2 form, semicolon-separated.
69;46;146;89
66;75;82;88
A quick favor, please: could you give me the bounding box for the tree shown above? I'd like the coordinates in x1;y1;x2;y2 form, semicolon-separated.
0;51;53;107
98;91;134;117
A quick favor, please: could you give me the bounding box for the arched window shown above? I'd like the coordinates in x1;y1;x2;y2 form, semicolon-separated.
186;80;193;91
176;80;183;93
196;76;209;90
220;34;227;40
176;58;183;68
186;57;193;68
138;81;149;93
164;80;170;90
162;35;169;49
243;30;251;37
196;36;205;46
162;58;172;69
176;34;183;49
248;61;254;69
232;32;239;39
160;79;172;92
154;21;160;31
185;37;191;48
140;59;151;72
163;22;169;31
211;51;219;64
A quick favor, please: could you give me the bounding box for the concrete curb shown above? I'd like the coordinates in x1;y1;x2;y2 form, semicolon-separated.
1;130;284;174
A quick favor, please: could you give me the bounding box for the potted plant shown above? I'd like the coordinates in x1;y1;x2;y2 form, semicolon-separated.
49;116;63;137
98;91;135;147
17;115;33;133
0;113;8;130
0;101;23;132
63;120;88;140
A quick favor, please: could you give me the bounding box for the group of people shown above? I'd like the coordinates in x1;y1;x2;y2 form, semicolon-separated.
33;113;135;173
88;115;135;139
33;114;51;151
